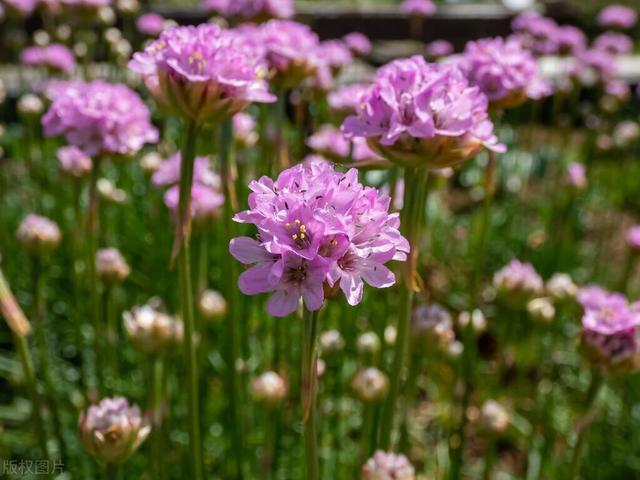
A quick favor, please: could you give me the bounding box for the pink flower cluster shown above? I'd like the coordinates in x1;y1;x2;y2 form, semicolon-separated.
457;36;550;107
400;0;436;16
136;12;166;36
327;83;367;114
578;285;640;369
593;32;633;55
493;259;543;304
20;44;76;73
129;23;275;124
341;56;504;168
511;13;587;56
42;80;158;157
343;32;372;56
598;4;637;30
425;39;454;59
230;159;408;316
203;0;293;22
152;153;224;224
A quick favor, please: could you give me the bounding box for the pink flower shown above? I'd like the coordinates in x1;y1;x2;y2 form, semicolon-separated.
128;23;275;124
627;225;640;251
593;32;633;55
579;289;638;335
511;13;559;56
556;25;587;55
425;39;453;58
400;0;436;16
341;56;505;168
136;12;165;36
203;0;293;22
20;44;76;73
327;83;367;114
42;80;157;157
457;37;551;108
362;450;416;479
598;4;637;30
566;162;587;189
343;32;371;56
307;125;384;166
230;161;408;316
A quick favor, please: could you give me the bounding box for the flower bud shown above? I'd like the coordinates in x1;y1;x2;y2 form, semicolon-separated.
478;400;510;435
79;397;150;464
56;24;72;42
97;178;128;204
447;340;464;359
116;0;139;15
17;94;44;119
123;304;183;353
139;152;163;175
33;30;50;46
362;450;415;480
627;225;640;253
546;273;578;302
251;371;287;407
97;6;116;26
458;309;486;333
384;325;397;346
96;248;130;285
527;297;555;322
352;367;389;403
493;260;543;308
357;332;380;357
579;329;640;374
16;214;62;256
57;146;92;179
198;290;227;322
412;303;454;347
319;329;345;355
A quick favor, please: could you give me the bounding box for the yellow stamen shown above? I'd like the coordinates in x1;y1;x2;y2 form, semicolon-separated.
294;219;301;225
300;233;306;239
292;234;298;240
299;225;306;233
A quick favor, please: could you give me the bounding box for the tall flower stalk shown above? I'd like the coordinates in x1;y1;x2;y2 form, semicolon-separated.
301;309;320;480
341;56;504;449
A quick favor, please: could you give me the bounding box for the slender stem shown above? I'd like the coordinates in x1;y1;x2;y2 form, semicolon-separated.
482;438;496;480
378;167;429;450
151;354;165;480
302;309;320;480
0;265;49;464
103;463;120;480
31;258;65;459
87;158;102;394
103;286;117;393
568;372;604;480
220;118;245;479
176;120;204;480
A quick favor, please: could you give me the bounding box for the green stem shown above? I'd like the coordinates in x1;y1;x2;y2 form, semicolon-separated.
103;463;120;480
378;167;429;450
176;120;204;480
302;309;320;480
482;438;496;480
31;258;66;459
151;354;165;480
103;286;117;393
87;158;102;395
220;118;245;479
568;372;604;480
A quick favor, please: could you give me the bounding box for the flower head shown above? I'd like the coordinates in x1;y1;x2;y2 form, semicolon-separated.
425;39;454;59
203;0;293;22
493;260;544;306
352;367;389;403
42;80;157;157
307;125;385;167
412;303;453;347
566;162;587;189
136;12;166;36
593;32;633;55
627;226;640;251
79;397;150;464
457;37;551;108
342;56;505;168
123;303;183;353
400;0;436;16
230;160;408;316
17;214;62;256
96;248;130;285
556;25;587;55
251;371;288;406
362;451;416;480
343;32;372;56
598;4;637;30
253;20;322;88
233;112;258;148
129;23;275;124
511;13;559;56
328;83;367;115
20;44;76;73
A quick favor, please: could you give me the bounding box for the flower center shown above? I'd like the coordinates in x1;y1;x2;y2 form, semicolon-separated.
285;218;311;248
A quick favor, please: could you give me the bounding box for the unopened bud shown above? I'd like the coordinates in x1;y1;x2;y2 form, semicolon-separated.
357;331;380;357
139;152;163;175
251;371;287;407
198;290;227;322
79;397;150;464
17;214;62;256
478;400;510;435
546;273;578;301
96;248;130;285
319;329;345;355
362;451;415;480
527;297;555;322
123;303;183;353
352;367;389;403
17;94;44;118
